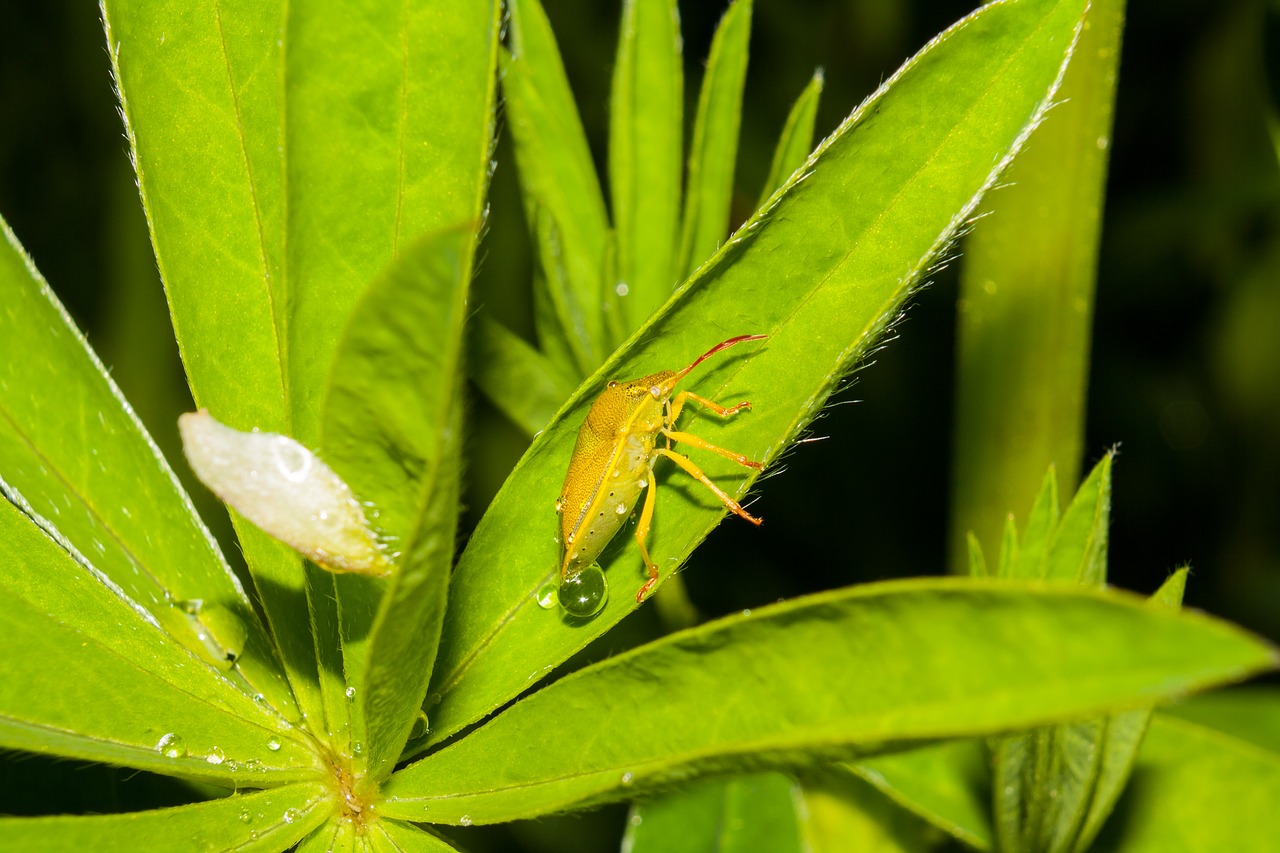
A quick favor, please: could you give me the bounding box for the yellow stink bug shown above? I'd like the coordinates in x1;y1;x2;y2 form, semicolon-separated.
554;335;767;616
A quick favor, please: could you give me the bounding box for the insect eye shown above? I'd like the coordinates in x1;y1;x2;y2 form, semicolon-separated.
649;385;661;398
607;381;619;388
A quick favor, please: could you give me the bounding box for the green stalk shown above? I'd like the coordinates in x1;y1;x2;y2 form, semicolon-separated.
949;0;1126;571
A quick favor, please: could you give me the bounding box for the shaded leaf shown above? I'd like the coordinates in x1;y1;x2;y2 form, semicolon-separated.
610;0;684;330
468;314;577;436
503;0;612;365
624;773;803;853
851;740;994;851
678;0;753;279
760;70;824;205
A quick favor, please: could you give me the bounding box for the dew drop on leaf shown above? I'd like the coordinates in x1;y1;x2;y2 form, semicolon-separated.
535;583;558;609
266;736;281;752
558;565;607;618
157;733;187;759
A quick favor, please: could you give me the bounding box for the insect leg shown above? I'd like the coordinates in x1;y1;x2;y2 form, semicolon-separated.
661;429;763;470
668;391;752;424
655;447;763;525
633;461;661;602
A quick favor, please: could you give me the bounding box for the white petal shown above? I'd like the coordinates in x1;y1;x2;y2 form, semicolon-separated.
179;410;389;576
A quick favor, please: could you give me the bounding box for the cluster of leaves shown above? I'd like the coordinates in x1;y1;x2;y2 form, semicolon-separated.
0;0;1276;851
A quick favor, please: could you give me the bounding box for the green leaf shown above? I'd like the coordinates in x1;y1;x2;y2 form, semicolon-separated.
759;70;824;205
1044;452;1112;585
426;0;1094;746
1073;570;1190;851
797;769;936;852
610;0;684;330
320;228;474;782
624;773;804;853
469;314;577;437
0;217;293;715
0;498;316;783
850;740;994;851
949;0;1125;570
1162;685;1280;755
992;568;1188;853
677;0;753;280
0;783;330;853
103;0;321;727
375;820;462;852
285;0;498;445
296;819;358;853
1008;466;1061;579
503;0;612;366
1093;714;1280;851
384;580;1275;824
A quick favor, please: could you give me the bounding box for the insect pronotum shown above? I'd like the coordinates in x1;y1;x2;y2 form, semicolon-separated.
556;335;767;607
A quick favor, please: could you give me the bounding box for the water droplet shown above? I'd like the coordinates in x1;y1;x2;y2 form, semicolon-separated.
238;810;252;824
611;469;621;478
282;808;300;825
157;733;187;759
266;736;282;752
638;479;648;489
205;747;226;765
272;437;312;482
345;686;356;699
459;815;473;827
615;282;629;297
179;598;203;615
614;503;627;515
409;713;429;741
352;741;364;756
535;583;558;609
558;565;608;618
620;771;634;786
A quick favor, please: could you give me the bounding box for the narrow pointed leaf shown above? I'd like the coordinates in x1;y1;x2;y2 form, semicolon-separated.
503;0;612;364
610;0;683;329
320;228;474;782
103;0;320;726
0;499;316;783
677;0;753;279
0;783;330;853
760;71;824;204
469;314;577;436
624;773;803;853
427;0;1096;746
385;580;1276;824
850;740;994;851
1044;452;1112;584
1093;714;1280;851
1009;465;1060;578
0;217;293;714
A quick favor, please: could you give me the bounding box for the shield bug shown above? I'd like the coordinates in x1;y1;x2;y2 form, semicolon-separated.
554;335;766;616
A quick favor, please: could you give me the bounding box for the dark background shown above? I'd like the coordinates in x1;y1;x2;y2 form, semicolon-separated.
2;0;1277;841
